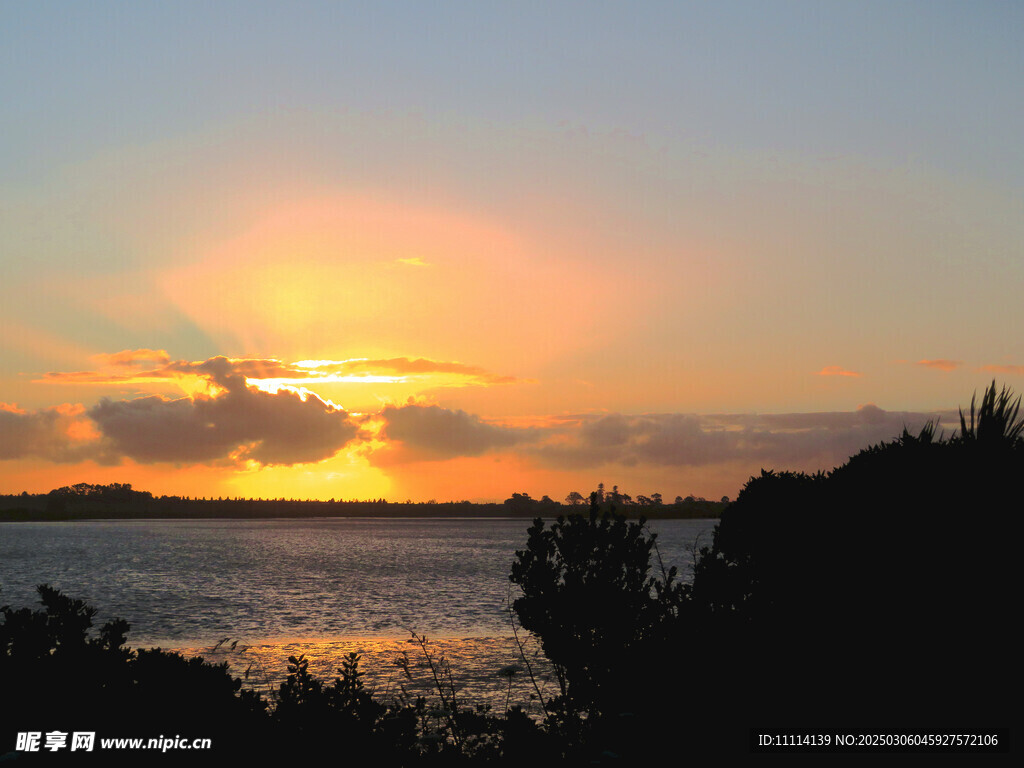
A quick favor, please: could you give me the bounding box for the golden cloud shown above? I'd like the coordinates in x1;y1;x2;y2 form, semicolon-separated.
915;359;962;372
94;348;172;367
39;354;520;390
815;366;861;377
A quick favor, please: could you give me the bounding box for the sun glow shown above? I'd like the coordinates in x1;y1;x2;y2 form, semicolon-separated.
222;447;392;501
245;375;405;394
155;193;625;372
294;359;369;368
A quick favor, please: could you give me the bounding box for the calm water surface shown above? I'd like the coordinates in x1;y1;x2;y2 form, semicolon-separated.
0;517;716;709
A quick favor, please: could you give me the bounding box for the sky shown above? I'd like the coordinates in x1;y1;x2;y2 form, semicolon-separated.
1;1;1022;502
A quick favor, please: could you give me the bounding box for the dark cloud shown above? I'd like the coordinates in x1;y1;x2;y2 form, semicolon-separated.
98;348;171;367
12;359;363;467
166;356;299;384
88;375;360;466
377;403;529;461
530;406;945;471
632;415;739;466
24;353;522;468
0;403;101;463
579;413;637;447
533;413;735;469
758;404;901;430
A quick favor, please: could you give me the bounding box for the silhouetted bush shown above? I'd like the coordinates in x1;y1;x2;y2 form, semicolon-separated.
508;494;691;761
688;381;1018;729
0;585;268;762
1;586;546;763
508;383;1018;757
270;652;425;763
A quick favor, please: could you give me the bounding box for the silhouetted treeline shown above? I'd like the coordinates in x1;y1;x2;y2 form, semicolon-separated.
503;487;724;519
0;482;724;521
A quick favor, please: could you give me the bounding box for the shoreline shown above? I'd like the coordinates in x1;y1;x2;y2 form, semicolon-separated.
171;634;555;716
0;509;721;523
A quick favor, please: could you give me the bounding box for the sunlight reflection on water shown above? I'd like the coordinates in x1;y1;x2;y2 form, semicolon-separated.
176;634;556;714
1;517;717;711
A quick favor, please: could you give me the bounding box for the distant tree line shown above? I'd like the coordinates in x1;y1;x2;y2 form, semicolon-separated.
1;485;725;521
504;486;727;519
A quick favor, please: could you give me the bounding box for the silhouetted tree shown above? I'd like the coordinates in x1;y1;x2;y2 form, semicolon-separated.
509;508;687;762
688;381;1018;728
503;492;534;506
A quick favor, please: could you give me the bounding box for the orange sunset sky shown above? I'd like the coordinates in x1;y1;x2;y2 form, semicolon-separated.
2;2;1022;502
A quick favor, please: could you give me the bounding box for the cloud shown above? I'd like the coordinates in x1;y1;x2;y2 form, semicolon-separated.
395;257;430;267
41;356;304;387
88;373;360;466
95;348;172;367
10;359;363;467
756;403;892;430
38;349;173;383
376;403;531;461
39;370;152;384
532;413;730;469
816;366;861;377
19;352;523;467
0;402;105;463
528;406;944;471
979;364;1024;376
916;359;962;372
343;358;520;385
40;354;519;389
12;350;954;476
1;383;951;479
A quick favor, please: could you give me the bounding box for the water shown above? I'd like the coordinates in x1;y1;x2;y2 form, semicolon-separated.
0;516;717;710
